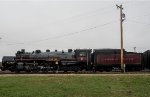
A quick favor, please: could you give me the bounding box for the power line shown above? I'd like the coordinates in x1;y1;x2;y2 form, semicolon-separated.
52;1;132;25
127;13;150;20
25;20;119;44
0;41;24;46
0;40;24;46
1;4;117;46
2;20;119;46
127;19;150;26
44;5;116;28
1;2;132;46
64;5;114;19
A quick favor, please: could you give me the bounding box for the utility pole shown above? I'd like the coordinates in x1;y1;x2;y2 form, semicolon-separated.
116;4;125;73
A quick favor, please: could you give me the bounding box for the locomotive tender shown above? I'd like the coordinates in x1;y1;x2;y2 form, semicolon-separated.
1;48;150;72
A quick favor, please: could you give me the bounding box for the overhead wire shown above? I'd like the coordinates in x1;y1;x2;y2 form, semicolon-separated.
127;19;150;26
123;2;150;27
0;40;24;46
127;13;150;20
35;19;119;41
126;15;150;27
51;3;115;24
0;1;132;46
1;4;120;46
3;19;119;46
54;1;132;24
35;3;116;30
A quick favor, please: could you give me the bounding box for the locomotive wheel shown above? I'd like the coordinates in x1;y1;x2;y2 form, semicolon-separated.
10;69;15;72
25;65;31;72
32;69;39;72
64;70;68;72
40;62;49;72
74;70;78;72
15;69;20;73
54;64;60;73
1;67;5;71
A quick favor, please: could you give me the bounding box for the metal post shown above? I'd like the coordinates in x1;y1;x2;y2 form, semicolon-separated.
134;47;136;52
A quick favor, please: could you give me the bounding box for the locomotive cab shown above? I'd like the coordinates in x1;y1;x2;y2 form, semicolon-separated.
74;49;92;70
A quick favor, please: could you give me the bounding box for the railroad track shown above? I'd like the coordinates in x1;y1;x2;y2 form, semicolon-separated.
0;71;150;74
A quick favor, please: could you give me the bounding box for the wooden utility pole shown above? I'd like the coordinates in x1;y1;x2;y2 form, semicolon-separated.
116;4;125;73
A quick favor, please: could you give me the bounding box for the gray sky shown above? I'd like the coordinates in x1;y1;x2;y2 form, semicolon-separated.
0;0;150;60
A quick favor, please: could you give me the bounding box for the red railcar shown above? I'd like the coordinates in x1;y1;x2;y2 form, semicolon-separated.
93;49;142;71
96;54;141;65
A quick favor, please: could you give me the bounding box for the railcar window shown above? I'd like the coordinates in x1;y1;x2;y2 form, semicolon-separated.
79;52;87;57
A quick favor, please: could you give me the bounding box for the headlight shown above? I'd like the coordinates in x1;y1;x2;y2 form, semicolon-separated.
55;61;58;64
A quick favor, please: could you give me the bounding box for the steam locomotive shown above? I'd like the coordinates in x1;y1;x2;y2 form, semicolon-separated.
1;49;150;72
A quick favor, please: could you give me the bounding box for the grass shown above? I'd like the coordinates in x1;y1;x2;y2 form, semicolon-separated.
0;75;150;97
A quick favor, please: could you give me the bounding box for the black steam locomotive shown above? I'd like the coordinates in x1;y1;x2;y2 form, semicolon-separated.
1;49;150;72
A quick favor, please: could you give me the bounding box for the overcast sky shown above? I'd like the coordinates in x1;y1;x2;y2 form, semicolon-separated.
0;0;150;60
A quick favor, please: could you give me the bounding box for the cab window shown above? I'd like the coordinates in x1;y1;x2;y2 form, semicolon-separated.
79;52;87;57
